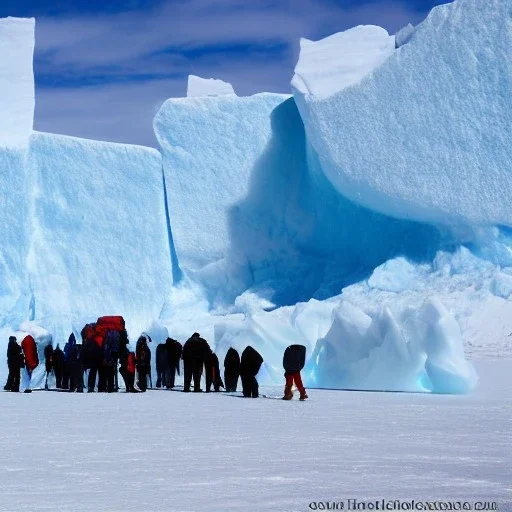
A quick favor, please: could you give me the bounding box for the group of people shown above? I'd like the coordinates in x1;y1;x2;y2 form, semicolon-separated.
4;317;308;400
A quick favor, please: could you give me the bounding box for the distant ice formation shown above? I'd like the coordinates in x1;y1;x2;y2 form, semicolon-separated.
187;75;236;97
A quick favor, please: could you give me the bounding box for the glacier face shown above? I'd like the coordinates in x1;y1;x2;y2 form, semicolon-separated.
292;0;512;227
26;132;172;340
0;17;35;148
2;1;502;394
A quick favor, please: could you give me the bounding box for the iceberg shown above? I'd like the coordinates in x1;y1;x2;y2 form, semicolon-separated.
1;3;494;394
187;75;236;97
310;297;478;393
292;0;512;227
0;17;35;148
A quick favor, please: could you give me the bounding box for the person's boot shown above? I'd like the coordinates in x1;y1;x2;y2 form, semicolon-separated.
282;387;293;400
299;390;308;401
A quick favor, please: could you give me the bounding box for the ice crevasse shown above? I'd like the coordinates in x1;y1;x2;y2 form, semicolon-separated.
4;0;510;393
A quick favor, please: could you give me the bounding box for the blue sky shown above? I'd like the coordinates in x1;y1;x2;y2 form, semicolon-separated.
1;0;448;146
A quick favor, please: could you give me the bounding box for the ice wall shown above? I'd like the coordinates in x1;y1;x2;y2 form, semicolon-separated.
154;93;290;302
292;0;512;227
0;17;35;148
0;150;31;328
26;132;172;342
155;94;442;307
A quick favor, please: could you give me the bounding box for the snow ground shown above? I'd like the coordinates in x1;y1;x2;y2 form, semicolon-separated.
1;360;510;512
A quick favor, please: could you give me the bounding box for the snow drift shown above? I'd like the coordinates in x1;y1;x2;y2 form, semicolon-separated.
292;0;512;227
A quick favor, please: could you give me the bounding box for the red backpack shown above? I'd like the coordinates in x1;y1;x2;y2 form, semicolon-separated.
94;316;126;348
21;335;39;372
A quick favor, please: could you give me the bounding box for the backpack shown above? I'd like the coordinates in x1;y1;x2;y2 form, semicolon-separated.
21;335;39;372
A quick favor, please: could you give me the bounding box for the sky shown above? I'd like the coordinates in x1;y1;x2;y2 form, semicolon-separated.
1;0;449;147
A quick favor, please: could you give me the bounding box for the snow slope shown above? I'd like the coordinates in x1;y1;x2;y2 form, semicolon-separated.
0;360;510;512
0;17;35;148
26;132;172;342
292;0;512;227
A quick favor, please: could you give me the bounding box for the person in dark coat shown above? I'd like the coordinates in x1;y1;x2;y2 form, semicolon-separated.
68;344;84;392
223;347;240;392
53;344;65;389
136;335;151;392
44;343;54;390
282;344;308;400
155;343;171;388
206;352;224;392
239;346;263;398
182;333;211;392
4;336;23;392
165;337;182;388
118;330;131;391
103;330;120;393
62;333;76;390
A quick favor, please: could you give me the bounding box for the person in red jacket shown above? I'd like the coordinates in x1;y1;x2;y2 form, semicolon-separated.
282;344;308;401
124;351;137;392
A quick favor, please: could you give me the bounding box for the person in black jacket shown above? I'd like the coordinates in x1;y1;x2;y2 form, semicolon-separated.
282;344;308;400
136;335;151;392
165;337;182;388
182;333;211;392
155;343;170;388
223;347;240;392
103;330;120;393
4;336;23;392
53;344;65;389
239;346;263;398
206;352;224;392
44;343;53;390
68;344;84;392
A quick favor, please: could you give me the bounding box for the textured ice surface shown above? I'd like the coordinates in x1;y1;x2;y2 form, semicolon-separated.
291;26;394;101
187;75;236;97
0;150;30;329
155;93;287;275
395;23;415;48
26;132;172;343
0;18;35;148
292;0;512;226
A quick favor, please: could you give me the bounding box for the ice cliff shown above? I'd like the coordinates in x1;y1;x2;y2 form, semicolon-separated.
292;0;512;227
5;0;512;393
